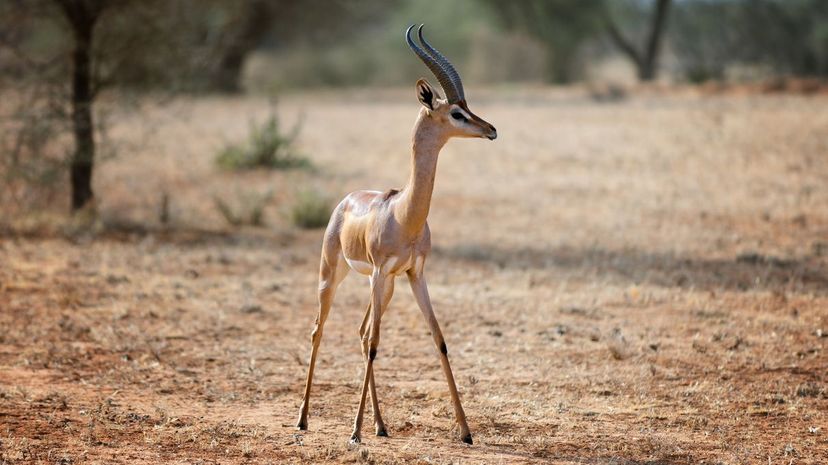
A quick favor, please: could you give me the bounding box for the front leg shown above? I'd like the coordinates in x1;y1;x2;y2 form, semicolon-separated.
407;269;473;444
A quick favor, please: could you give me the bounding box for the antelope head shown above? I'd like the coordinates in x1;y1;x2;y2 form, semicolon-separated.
406;24;497;141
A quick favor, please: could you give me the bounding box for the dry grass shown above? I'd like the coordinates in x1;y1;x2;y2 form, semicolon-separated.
1;86;827;464
291;188;333;229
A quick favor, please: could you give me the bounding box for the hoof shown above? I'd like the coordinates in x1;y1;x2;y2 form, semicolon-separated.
376;428;389;437
349;433;361;445
296;421;307;431
461;433;473;445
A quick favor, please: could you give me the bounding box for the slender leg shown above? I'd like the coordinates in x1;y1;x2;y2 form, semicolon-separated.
358;279;395;437
359;303;387;436
407;270;473;444
297;249;348;430
350;270;390;444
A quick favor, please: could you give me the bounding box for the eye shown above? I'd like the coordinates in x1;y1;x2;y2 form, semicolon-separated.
451;112;467;122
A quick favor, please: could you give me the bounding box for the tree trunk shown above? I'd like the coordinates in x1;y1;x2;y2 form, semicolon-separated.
209;0;272;93
69;16;95;210
606;0;672;82
640;0;671;81
55;0;102;211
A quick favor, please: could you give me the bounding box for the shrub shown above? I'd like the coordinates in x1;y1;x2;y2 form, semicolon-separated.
291;189;332;229
212;190;272;227
215;114;309;170
0;88;68;215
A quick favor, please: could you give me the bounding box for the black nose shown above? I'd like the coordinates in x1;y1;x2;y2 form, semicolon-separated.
487;125;497;140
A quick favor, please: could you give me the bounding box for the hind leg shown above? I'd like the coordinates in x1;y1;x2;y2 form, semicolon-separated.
358;279;394;436
297;246;349;430
350;270;390;444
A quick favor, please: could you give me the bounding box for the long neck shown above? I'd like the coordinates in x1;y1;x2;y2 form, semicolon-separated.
396;110;448;235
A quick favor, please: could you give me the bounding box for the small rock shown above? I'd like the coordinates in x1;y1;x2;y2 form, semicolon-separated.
241;304;263;314
795;382;823;398
727;336;743;351
106;274;129;284
607;328;629;360
783;443;797;456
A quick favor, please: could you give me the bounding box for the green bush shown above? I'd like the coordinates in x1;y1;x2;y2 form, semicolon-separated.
291;190;332;229
215;114;309;170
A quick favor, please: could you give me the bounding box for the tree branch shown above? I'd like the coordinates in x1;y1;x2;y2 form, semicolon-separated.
604;12;642;67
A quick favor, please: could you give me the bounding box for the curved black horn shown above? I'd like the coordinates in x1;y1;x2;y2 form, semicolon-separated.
406;24;461;103
417;25;465;102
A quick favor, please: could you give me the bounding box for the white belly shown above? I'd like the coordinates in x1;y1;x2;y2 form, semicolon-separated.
344;255;416;276
344;257;373;275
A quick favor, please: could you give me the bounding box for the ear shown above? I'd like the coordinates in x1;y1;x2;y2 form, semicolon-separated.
416;78;441;110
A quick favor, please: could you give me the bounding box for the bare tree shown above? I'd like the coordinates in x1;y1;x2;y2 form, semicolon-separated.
2;0;183;213
605;0;672;81
209;0;276;93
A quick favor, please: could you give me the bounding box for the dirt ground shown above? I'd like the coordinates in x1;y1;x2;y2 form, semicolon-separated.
1;87;827;464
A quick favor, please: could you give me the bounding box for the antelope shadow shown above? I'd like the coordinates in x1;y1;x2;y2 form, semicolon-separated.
434;243;828;294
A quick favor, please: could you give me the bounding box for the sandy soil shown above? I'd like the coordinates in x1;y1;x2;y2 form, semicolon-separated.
1;88;827;464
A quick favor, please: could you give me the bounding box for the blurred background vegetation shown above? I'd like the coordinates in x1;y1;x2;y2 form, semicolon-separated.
1;0;826;220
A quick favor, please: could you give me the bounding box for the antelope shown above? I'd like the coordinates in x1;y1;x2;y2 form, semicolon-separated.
296;24;497;445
